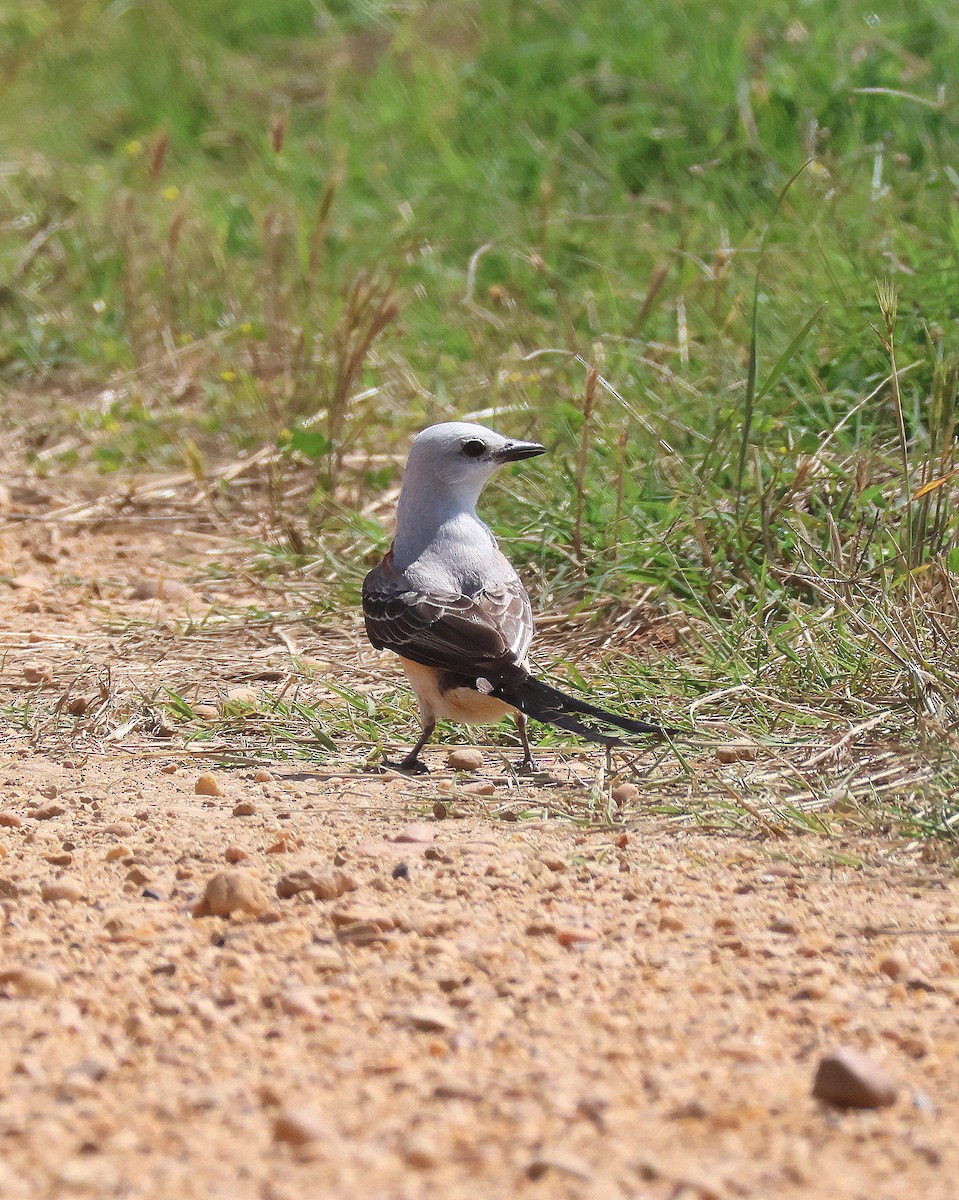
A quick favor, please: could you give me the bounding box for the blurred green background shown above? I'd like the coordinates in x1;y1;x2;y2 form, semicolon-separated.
1;3;957;701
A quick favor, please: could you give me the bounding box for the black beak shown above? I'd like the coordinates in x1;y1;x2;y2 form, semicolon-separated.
496;439;547;463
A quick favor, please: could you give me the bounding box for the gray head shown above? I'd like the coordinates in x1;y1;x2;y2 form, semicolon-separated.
393;423;546;557
404;422;545;493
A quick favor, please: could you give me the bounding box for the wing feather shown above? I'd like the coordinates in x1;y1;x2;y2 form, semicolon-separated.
362;563;533;675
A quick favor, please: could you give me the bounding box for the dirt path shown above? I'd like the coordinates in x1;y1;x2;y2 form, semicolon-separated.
0;513;955;1199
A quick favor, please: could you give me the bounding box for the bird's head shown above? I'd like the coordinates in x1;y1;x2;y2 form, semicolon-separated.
404;422;546;503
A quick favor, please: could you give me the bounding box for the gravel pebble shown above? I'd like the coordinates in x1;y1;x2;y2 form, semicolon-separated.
23;661;54;684
611;782;640;804
34;803;66;820
40;877;84;903
253;768;275;783
0;811;22;828
877;953;907;979
272;1107;326;1147
0;966;58;996
812;1047;899;1109
526;1151;592;1181
446;747;484;771
232;801;257;817
193;869;269;918
353;838;430;859
304;945;344;972
393;822;435;845
399;1003;458;1032
462;782;496;796
715;744;758;764
556;926;601;946
194;773;223;797
278;987;323;1018
401;1136;439;1170
104;822;135;837
224;686;260;711
276;868;358;901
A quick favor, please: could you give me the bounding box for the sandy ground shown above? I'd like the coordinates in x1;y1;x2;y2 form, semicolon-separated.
0;504;956;1200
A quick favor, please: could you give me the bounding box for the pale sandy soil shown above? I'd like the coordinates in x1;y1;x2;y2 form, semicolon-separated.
0;496;956;1200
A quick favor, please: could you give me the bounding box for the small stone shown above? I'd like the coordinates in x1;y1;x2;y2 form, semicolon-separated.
0;966;57;996
399;1003;457;1033
446;747;484;772
105;821;135;837
223;687;260;712
812;1048;899;1109
335;921;392;946
125;866;151;886
266;833;297;854
305;945;344;972
276;868;358;901
526;1151;591;1181
129;578;195;603
393;823;435;845
232;801;257;817
34;803;66;820
556;926;601;947
611;782;640;804
898;1033;931;1058
41;878;84;903
877;953;906;979
254;768;275;783
353;838;430;859
105;845;131;862
225;846;250;864
194;773;223;797
273;1107;325;1148
23;661;54;685
659;913;686;932
193;704;220;720
279;987;323;1018
668;1099;708;1120
715;744;758;764
0;811;22;828
540;855;566;873
402;1136;438;1169
765;862;799;877
770;915;801;935
462;782;496;796
193;870;269;918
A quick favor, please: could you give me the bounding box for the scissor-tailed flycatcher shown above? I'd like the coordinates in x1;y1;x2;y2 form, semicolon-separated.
362;421;673;772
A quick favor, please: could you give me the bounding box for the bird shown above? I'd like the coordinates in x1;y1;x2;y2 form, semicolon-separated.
362;421;673;773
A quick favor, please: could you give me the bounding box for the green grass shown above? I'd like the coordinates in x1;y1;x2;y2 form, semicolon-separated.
1;0;958;831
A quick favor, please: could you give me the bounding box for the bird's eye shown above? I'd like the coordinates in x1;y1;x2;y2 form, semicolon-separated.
461;439;486;458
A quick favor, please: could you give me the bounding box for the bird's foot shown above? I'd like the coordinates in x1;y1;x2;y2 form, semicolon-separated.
384;756;430;776
517;756;540;776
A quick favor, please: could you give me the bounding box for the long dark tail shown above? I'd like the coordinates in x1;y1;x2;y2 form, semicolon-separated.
489;671;677;745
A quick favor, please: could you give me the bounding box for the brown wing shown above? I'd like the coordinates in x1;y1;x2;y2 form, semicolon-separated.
362;563;533;676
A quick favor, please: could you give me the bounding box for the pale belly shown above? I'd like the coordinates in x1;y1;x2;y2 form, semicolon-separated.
399;658;517;725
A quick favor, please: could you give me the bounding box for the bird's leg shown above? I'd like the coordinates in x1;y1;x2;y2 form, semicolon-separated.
391;719;436;775
514;712;539;774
